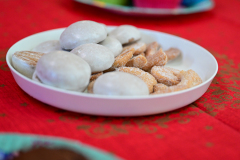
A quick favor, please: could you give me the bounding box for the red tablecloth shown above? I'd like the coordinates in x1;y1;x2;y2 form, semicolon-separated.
0;0;240;159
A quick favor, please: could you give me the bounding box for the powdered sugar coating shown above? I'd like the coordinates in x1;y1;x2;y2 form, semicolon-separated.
32;40;62;54
165;48;181;61
153;83;168;92
111;47;134;69
164;67;181;80
35;51;91;92
124;42;147;55
151;66;180;86
71;43;114;73
109;25;141;45
12;51;44;78
145;42;160;57
125;54;147;68
152;70;202;94
99;36;122;57
183;70;202;87
60;21;107;50
151;85;188;95
93;72;149;96
142;48;168;71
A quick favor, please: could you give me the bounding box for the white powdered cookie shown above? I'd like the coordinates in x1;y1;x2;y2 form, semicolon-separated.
35;51;91;92
60;21;107;50
99;36;122;57
109;25;141;45
32;40;62;54
71;43;114;73
93;72;149;96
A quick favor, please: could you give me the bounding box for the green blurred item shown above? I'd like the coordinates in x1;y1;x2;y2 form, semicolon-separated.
94;0;130;6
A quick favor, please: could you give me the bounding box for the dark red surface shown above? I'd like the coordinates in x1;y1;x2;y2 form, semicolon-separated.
1;0;240;159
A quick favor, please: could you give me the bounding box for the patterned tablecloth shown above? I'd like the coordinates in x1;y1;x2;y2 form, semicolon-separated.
0;0;240;159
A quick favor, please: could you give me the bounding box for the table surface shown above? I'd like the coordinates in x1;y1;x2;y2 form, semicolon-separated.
0;0;240;159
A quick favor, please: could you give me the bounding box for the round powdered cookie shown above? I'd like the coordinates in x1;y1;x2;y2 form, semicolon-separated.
109;25;141;45
32;40;62;54
93;72;149;96
12;51;44;78
99;36;122;57
138;32;156;44
60;21;107;50
71;43;114;73
35;51;91;92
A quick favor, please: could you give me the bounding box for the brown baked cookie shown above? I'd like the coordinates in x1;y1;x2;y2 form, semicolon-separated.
142;48;167;72
111;47;135;68
87;80;95;94
153;83;168;92
151;70;202;95
165;48;181;61
145;41;160;57
90;72;103;82
12;51;44;78
124;42;147;55
125;54;147;69
151;66;180;86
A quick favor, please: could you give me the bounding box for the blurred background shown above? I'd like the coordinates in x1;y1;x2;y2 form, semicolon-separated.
1;0;240;160
1;0;238;57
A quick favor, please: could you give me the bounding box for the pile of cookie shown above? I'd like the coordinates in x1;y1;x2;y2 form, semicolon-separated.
12;20;202;96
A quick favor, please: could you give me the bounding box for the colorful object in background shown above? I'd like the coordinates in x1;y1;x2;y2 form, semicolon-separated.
133;0;182;8
0;134;120;160
93;0;210;8
181;0;207;6
0;150;17;160
93;0;130;6
75;0;214;16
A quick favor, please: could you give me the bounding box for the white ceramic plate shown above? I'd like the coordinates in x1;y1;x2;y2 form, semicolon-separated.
6;27;218;116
